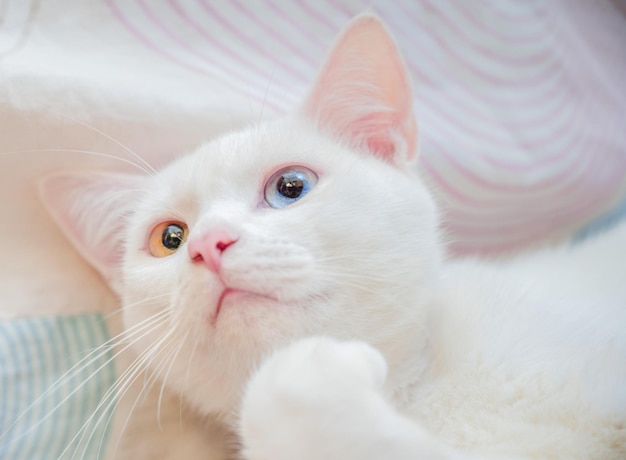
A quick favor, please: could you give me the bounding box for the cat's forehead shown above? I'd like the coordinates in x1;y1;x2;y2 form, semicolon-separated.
147;119;337;209
197;121;313;170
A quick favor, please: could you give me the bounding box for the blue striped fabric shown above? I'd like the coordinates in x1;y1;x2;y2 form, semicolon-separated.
0;314;115;460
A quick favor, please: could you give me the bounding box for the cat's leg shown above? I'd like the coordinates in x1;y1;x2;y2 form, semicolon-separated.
238;337;472;460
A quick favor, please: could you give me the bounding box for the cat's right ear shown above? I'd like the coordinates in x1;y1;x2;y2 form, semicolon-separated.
39;172;146;293
301;14;417;166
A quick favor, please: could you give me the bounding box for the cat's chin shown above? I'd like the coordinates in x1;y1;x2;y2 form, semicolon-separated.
213;288;279;325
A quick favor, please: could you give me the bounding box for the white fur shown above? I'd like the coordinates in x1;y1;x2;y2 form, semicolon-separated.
40;14;626;460
239;222;626;460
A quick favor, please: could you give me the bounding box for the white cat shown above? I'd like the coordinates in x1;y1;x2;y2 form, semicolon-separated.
40;14;626;460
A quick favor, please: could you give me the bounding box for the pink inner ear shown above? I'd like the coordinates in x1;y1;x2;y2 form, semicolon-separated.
368;135;397;162
39;172;145;290
302;14;418;164
356;112;417;162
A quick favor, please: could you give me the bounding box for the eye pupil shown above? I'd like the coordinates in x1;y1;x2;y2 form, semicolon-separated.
162;224;184;250
277;176;304;199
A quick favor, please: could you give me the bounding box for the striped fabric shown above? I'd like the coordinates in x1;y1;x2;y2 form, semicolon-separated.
0;314;115;460
104;0;626;255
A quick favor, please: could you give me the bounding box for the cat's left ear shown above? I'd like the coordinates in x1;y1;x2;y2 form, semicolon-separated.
39;172;147;293
301;14;417;166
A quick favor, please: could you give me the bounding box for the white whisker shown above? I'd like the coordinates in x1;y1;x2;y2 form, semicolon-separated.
108;327;181;457
0;306;169;445
47;311;167;457
86;337;169;460
258;66;277;126
157;331;189;428
102;293;171;319
1;148;154;176
180;334;201;430
56;114;158;175
63;312;171;460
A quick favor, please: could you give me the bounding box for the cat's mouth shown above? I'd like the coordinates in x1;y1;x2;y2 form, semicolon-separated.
212;287;277;324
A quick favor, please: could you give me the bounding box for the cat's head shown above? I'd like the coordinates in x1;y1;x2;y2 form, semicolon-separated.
40;15;441;418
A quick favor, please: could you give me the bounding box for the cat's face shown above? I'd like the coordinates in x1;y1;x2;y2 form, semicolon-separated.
119;117;439;415
40;15;441;418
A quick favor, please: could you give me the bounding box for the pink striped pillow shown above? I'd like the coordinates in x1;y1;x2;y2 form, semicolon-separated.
95;0;626;254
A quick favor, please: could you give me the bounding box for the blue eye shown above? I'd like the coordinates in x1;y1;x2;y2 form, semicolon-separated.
264;166;318;209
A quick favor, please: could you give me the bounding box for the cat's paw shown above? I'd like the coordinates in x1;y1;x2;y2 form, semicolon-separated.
239;336;388;460
246;336;387;403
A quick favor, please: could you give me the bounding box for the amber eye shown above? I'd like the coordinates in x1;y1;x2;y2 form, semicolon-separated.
149;222;188;257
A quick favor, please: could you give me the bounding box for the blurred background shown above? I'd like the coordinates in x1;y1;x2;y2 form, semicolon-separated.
1;1;625;458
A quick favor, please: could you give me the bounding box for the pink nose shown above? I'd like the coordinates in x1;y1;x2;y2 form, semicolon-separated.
187;229;238;273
